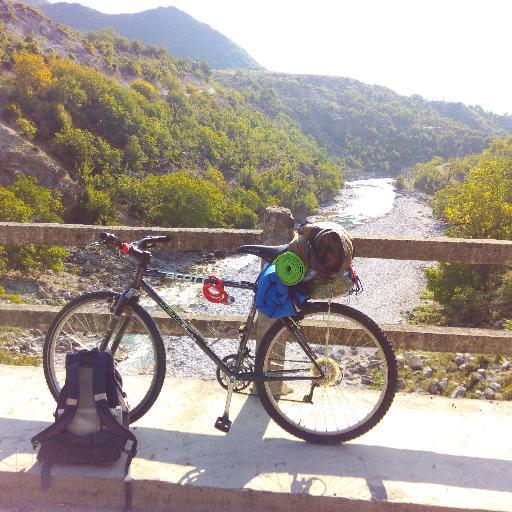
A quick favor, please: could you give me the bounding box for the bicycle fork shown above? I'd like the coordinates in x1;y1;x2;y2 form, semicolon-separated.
99;289;137;353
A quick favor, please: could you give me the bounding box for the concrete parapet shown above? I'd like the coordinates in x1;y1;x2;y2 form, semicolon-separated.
0;218;511;264
1;304;511;354
352;234;512;265
0;221;262;252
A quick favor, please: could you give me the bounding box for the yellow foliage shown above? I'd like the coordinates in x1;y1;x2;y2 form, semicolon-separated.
438;158;512;239
13;51;52;96
130;79;158;100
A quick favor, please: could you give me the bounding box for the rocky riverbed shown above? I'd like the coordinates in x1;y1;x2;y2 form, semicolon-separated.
342;191;444;324
1;188;511;401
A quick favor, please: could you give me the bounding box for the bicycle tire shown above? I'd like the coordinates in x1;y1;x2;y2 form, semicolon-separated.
43;291;166;423
255;301;397;444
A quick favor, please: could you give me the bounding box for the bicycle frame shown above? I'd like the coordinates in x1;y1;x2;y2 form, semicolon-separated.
104;266;325;383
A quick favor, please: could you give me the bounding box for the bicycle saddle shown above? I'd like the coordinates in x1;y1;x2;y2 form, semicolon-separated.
237;244;288;261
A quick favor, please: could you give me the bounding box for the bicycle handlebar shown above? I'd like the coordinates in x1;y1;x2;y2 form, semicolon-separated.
99;232;170;265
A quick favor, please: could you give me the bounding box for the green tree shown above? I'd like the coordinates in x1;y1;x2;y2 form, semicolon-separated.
0;176;68;274
420;138;512;327
435;158;512;239
53;128;122;179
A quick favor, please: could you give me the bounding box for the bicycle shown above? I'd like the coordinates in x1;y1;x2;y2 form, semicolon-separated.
43;232;397;444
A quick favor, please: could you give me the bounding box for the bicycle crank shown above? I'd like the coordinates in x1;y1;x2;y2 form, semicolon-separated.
214;378;235;433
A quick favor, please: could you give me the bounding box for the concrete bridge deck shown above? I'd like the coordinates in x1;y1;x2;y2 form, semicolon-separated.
0;364;511;512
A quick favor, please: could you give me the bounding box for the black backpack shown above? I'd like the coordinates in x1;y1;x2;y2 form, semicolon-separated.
31;349;137;510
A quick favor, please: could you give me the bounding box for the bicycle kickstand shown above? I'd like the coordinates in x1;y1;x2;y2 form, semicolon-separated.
215;379;234;433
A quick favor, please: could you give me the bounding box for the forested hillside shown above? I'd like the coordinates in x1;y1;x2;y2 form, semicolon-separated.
215;71;512;175
1;0;509;238
0;1;342;229
23;0;261;70
407;138;512;329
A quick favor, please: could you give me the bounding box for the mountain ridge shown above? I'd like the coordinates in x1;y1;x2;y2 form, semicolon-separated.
22;0;262;70
215;70;512;174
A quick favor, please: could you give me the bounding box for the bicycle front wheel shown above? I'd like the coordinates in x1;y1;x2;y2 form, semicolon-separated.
256;301;397;444
43;291;166;423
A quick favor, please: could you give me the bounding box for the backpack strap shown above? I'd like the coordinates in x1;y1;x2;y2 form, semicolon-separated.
93;351;137;512
93;351;137;446
40;460;53;490
31;352;83;448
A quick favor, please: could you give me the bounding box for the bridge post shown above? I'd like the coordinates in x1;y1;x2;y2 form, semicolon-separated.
254;207;294;394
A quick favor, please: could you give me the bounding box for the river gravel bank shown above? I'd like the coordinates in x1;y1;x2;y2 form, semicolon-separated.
2;189;511;402
0;190;441;346
344;192;444;324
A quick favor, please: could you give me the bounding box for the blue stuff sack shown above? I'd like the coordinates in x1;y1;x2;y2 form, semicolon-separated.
255;264;306;319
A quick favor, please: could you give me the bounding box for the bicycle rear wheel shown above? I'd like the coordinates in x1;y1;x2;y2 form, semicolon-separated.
256;301;397;444
43;291;166;423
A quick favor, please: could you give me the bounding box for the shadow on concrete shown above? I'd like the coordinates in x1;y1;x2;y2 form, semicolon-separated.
132;394;512;496
1;393;511;502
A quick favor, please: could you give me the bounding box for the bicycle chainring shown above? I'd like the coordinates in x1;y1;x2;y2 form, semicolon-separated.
216;354;254;392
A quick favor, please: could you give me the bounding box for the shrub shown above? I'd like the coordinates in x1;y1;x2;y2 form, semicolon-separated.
395;175;408;191
0;176;68;275
0;286;22;304
15;116;37;139
130;79;158;100
81;185;117;225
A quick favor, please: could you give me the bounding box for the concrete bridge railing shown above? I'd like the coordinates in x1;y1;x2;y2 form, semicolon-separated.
0;207;511;354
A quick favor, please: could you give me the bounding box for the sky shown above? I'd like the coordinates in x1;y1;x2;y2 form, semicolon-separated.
47;0;512;114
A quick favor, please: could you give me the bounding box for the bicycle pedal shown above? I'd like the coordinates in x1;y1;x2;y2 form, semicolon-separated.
214;415;232;433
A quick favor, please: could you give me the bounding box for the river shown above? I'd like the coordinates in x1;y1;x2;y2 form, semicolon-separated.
138;178;441;378
308;178;396;228
145;178;397;314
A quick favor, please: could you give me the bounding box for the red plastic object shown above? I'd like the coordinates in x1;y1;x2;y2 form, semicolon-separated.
120;243;130;254
203;275;229;304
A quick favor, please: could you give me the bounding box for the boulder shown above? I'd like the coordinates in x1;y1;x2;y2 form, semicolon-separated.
439;377;449;392
428;380;439;395
396;354;405;368
361;376;373;386
406;354;424;370
451;385;466;399
489;382;502;392
454;354;465;366
484;388;495;400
